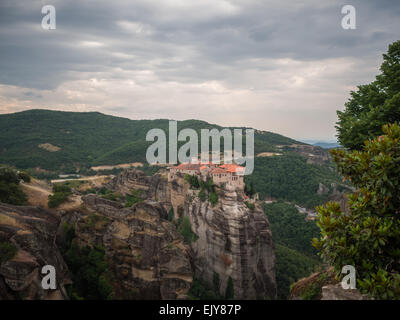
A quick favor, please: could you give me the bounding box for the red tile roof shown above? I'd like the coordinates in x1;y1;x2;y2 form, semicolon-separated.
219;164;244;173
211;168;227;174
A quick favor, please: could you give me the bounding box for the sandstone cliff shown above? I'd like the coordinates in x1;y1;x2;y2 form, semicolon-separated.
0;203;69;299
109;169;277;299
289;267;370;300
65;194;193;299
185;184;277;299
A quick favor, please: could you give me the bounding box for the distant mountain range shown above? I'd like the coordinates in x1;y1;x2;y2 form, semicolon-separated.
299;140;341;149
0;109;300;171
0;109;343;208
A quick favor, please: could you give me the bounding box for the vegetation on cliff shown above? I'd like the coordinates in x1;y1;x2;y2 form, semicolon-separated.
0;241;17;264
0;167;28;205
264;202;321;299
48;183;72;208
248;154;342;208
313;40;400;300
0;110;297;172
314;124;400;299
61;223;113;300
336;40;400;150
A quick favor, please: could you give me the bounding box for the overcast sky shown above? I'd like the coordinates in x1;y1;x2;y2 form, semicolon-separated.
0;0;399;140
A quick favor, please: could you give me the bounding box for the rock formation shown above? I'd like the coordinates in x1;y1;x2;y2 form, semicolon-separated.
185;184;277;299
109;169;277;299
0;203;69;299
68;194;193;299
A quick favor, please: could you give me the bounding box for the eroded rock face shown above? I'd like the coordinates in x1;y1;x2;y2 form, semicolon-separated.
185;185;277;299
0;203;69;300
321;284;370;300
71;195;192;299
107;169;172;209
108;169;277;299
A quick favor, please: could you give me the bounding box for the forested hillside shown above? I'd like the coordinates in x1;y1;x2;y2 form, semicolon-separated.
0;109;344;208
0;109;298;171
264;201;322;299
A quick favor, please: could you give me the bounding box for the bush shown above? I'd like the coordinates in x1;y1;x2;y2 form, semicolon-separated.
175;216;198;244
0;167;27;205
64;240;113;300
209;191;218;207
244;201;255;211
198;187;207;202
167;207;174;221
124;189;143;207
0;241;17;264
225;276;234;299
184;174;200;189
17;171;31;183
313;124;400;299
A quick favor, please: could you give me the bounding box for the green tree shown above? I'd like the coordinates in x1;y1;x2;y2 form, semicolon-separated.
225;276;234;299
213;272;221;294
336;40;400;150
209;191;218;206
313;124;400;299
198;187;207;202
0;167;27;205
168;207;174;221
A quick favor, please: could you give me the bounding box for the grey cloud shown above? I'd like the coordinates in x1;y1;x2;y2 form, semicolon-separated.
0;0;399;90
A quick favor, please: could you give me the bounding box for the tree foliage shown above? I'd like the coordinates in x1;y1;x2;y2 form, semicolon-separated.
336;40;400;150
249;155;341;208
0;167;27;205
225;276;234;299
48;183;72;208
313;124;400;299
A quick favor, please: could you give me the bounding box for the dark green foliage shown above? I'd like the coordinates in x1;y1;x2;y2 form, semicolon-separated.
175;216;198;244
264;202;320;256
0;109;298;172
0;167;27;205
189;277;223;300
264;202;321;299
167;207;174;221
274;244;320;299
336;40;400;150
225;276;234;299
249;154;340;208
98;187;119;201
313;124;400;299
0;241;18;264
198;187;207;202
244;181;255;197
64;239;113;300
184;174;200;189
17;171;31;183
213;272;221;293
48;183;72;208
208;191;218;206
124;189;144;207
244;201;255;211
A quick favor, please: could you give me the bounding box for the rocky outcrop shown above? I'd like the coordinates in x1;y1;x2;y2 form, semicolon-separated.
107;169;172;209
321;283;370;300
69;194;193;299
185;184;277;299
0;203;69;300
108;169;277;299
289;267;370;300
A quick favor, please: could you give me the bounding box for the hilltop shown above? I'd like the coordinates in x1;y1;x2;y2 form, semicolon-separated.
0;109;298;172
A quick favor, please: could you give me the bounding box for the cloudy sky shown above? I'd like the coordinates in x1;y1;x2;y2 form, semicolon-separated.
0;0;399;140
